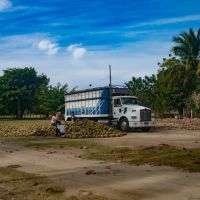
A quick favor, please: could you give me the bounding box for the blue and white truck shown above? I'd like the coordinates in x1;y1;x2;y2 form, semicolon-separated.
65;86;155;131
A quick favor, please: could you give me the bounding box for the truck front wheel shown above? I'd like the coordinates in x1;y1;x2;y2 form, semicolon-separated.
119;118;129;132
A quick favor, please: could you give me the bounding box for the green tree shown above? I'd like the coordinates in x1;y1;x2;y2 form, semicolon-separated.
34;83;68;117
0;67;48;119
125;75;157;109
125;28;200;118
172;28;200;72
155;58;198;116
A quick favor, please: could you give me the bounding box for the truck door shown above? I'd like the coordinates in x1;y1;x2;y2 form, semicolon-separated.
113;98;122;119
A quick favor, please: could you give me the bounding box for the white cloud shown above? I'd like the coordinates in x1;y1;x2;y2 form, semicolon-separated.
0;34;170;89
67;44;87;59
0;40;169;89
0;51;163;89
130;15;200;28
0;0;12;11
36;40;59;55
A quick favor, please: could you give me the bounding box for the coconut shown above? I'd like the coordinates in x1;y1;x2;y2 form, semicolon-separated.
64;120;125;139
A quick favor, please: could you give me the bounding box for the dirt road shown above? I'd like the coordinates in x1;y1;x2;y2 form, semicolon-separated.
93;128;200;149
0;128;200;200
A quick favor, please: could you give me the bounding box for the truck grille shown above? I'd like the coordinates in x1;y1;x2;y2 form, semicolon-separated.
140;109;151;121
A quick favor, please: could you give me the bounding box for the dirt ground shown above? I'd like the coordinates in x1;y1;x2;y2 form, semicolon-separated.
92;127;200;149
0;127;200;200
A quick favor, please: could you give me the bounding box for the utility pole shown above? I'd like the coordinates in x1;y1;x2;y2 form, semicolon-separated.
109;64;112;89
109;65;112;118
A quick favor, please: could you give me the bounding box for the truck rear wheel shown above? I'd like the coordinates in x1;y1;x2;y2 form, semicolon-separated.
119;118;129;132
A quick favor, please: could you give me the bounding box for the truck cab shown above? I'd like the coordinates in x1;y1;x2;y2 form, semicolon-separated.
112;96;155;131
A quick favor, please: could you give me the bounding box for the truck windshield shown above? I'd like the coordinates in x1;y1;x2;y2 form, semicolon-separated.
121;97;137;105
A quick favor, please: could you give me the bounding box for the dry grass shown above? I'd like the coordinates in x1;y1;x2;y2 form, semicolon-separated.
157;118;200;130
0;167;65;200
0;167;112;200
87;144;200;172
0;119;51;125
24;138;200;172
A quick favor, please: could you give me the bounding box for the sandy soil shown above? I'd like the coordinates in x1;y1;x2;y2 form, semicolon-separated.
92;127;200;149
0;128;200;200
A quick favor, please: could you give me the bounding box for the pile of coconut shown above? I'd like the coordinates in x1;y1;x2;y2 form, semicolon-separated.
65;120;126;138
0;120;126;138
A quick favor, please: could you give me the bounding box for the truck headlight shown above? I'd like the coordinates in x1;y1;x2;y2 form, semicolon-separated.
131;116;137;119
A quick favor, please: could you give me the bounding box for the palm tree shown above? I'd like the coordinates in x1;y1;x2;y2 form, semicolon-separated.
172;28;200;73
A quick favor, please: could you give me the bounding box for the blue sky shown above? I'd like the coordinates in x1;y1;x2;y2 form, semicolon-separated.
0;0;200;88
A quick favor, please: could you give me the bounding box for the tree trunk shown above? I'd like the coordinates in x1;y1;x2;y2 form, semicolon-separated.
17;98;22;119
178;107;184;119
45;113;49;119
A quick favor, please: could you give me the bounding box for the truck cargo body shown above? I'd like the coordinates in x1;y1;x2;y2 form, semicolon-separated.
65;87;110;119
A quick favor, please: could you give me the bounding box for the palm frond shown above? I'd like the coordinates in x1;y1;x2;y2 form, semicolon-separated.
172;28;200;72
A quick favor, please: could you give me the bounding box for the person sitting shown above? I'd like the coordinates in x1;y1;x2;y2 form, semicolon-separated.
51;113;62;136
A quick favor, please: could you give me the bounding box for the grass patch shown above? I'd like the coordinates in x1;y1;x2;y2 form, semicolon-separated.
87;144;200;172
2;128;199;175
0;119;51;125
24;138;200;172
0;167;65;200
0;167;111;200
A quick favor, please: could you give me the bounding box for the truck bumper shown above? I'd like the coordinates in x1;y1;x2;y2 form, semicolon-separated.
129;120;155;128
